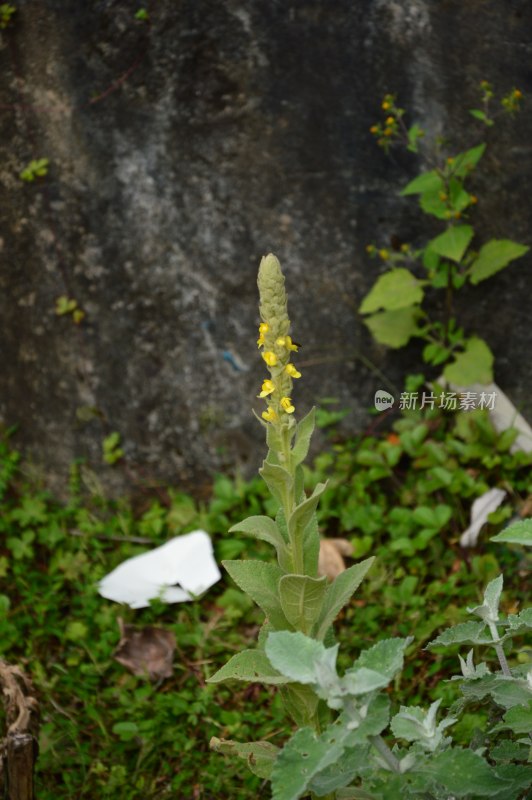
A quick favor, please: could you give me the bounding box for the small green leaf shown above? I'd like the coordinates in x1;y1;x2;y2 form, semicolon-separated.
452;143;486;177
229;515;290;569
279;574;327;634
467;574;503;623
287;482;326;550
112;721;139;741
469;109;493;126
491;519;532;547
210;737;279;779
315;558;374;640
443;336;494;385
427;225;474;263
260;460;293;504
206;649;287;685
400;170;443;196
364;306;422;348
359;269;424;313
292;408;316;466
469;239;529;284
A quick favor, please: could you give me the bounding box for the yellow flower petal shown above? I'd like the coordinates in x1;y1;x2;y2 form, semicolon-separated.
280;397;295;414
259;323;269;335
259;379;275;397
262;351;277;366
285;364;301;378
262;407;277;422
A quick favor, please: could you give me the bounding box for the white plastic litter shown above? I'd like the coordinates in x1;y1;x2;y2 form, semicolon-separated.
98;530;221;609
460;488;507;548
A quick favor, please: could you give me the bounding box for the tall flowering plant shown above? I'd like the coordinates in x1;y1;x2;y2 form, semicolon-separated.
208;255;532;800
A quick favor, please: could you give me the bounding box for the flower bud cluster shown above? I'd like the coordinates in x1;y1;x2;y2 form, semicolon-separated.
256;254;301;424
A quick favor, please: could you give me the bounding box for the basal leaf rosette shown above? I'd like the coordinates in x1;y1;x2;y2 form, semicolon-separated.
257;254;301;427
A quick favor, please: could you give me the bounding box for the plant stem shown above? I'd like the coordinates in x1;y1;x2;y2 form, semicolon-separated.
345;701;401;773
488;621;511;677
368;734;402;773
280;424;305;574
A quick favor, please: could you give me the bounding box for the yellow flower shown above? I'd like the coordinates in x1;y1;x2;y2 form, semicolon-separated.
257;322;270;347
381;101;390;110
383;127;393;137
369;125;378;134
514;89;522;99
276;335;299;352
280;397;295;414
285;364;301;379
469;194;478;204
262;351;277;366
262;407;277;422
385;116;395;125
259;379;275;397
378;249;389;261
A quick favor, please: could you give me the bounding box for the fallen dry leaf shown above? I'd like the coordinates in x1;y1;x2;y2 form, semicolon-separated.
318;538;354;580
114;619;176;680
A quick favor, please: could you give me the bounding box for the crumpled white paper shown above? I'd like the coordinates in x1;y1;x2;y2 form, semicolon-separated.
460;488;507;548
98;530;221;609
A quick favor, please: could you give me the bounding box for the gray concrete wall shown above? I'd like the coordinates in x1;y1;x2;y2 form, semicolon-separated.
1;0;531;495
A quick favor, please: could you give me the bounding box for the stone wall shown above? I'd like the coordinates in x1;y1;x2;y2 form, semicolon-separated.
1;0;531;495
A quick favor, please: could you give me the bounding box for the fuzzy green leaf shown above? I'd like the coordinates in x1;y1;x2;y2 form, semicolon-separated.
287;482;327;551
223;560;288;630
292;408;316;466
260;460;292;504
427;225;473;263
302;513;321;578
266;631;338;686
359;269;424;314
229;515;287;550
458;674;532;710
270;726;346;800
207;649;287;685
351;637;412;682
507;607;532;633
210;737;280;779
279;574;327;634
315;558;374;640
469;239;529;284
467;574;503;623
364;306;422;348
443;336;494;385
426;621;492;648
491;701;532;735
423;748;508;796
308;746;369;795
491;519;532;547
279;683;320;728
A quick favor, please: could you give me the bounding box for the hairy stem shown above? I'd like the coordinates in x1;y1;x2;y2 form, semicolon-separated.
488;621;511;677
346;700;401;773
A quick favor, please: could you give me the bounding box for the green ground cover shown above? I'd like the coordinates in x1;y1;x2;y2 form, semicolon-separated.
0;404;530;798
